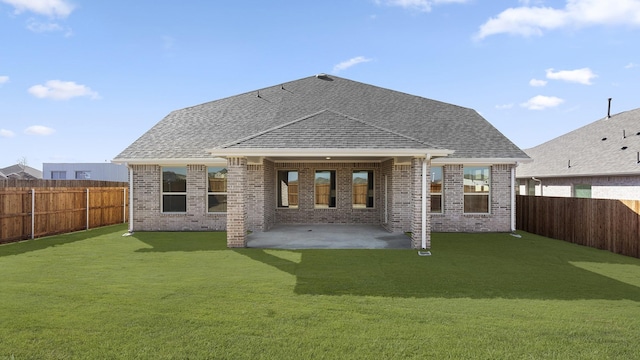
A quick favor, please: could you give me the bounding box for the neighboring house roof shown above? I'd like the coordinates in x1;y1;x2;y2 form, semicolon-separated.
517;107;640;178
114;74;528;163
0;164;43;179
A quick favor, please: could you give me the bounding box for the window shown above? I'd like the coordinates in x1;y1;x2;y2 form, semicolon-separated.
51;171;66;179
75;171;90;180
352;170;374;208
463;166;490;213
208;167;227;212
315;170;336;208
574;184;591;198
162;167;187;213
431;166;443;213
277;170;298;208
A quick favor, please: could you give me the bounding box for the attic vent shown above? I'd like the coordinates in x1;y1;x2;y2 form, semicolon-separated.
621;146;628;150
637;131;640;136
601;137;607;141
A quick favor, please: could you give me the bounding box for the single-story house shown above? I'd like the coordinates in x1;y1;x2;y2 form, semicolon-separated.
516;106;640;200
114;74;529;248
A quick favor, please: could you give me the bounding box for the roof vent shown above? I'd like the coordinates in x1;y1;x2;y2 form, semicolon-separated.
621;146;628;150
315;73;332;81
607;97;612;118
601;137;607;141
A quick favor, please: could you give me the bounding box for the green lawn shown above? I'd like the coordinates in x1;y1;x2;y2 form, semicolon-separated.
2;225;640;359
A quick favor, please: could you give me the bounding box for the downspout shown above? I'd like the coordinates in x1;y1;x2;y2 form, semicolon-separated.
532;177;542;196
511;164;516;232
418;154;432;256
128;165;134;233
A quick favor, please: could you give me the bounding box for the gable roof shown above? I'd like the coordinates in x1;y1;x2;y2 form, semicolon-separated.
517;107;640;178
0;164;43;179
114;75;528;163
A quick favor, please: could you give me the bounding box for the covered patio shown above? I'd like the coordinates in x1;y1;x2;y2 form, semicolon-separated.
246;224;411;249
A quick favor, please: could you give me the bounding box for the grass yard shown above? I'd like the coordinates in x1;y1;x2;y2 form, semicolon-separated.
1;224;640;359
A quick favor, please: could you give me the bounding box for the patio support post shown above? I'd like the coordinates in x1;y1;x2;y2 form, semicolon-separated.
227;157;248;247
410;157;430;249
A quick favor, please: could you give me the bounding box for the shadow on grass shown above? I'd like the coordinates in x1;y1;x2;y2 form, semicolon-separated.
132;231;228;252
0;224;128;258
235;232;640;301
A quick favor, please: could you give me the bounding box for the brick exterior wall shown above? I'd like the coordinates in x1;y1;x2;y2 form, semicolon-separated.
431;164;513;232
273;162;382;224
390;164;412;232
410;158;431;249
130;160;516;247
226;157;247;247
130;164;226;231
380;159;394;232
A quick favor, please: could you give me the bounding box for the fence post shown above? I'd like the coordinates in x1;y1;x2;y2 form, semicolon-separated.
31;188;35;240
86;188;90;230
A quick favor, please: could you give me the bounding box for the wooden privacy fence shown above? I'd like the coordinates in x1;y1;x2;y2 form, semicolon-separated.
516;195;640;258
0;187;128;244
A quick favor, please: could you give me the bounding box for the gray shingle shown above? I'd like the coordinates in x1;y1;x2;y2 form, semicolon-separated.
517;108;640;177
114;75;527;160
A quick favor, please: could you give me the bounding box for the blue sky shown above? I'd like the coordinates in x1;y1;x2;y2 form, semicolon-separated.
1;0;640;169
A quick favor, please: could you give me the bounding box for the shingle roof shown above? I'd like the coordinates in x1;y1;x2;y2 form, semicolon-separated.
517;108;640;178
114;75;527;161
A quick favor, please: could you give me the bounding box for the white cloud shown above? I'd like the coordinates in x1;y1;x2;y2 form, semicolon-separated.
625;62;639;69
26;18;64;33
0;75;8;85
333;56;373;73
28;80;100;100
495;103;514;110
376;0;469;12
1;129;16;137
521;95;565;110
1;0;74;18
476;0;640;39
546;67;597;85
24;125;55;136
529;78;547;87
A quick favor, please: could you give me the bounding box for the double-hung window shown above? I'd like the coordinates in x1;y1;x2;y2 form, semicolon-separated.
277;170;299;208
463;166;490;213
431;166;443;213
352;170;374;208
162;167;187;213
315;170;336;208
208;167;228;213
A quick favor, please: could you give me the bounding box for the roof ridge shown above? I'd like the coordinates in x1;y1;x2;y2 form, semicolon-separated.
328;110;440;149
220;109;441;150
218;109;331;149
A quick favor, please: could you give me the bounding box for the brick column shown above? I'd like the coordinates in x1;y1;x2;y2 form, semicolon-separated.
410;157;431;249
227;157;247;247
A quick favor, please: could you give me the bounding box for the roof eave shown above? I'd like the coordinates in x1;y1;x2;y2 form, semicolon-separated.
433;157;532;165
206;148;455;158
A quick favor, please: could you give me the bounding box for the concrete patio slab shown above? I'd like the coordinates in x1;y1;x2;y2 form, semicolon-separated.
246;224;411;249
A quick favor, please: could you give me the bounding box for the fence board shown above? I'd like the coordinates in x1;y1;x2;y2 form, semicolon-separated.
0;186;128;244
517;195;640;258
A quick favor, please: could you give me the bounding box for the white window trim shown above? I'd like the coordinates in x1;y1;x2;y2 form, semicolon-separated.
463;166;491;214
